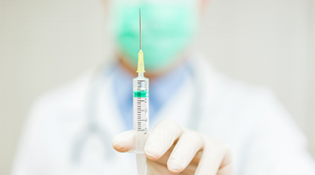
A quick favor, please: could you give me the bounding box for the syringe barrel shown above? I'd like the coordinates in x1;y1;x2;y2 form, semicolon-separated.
133;77;149;154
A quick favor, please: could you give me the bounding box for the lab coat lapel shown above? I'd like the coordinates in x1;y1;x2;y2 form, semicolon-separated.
151;52;219;130
151;69;195;129
96;70;126;136
96;67;138;174
70;65;136;174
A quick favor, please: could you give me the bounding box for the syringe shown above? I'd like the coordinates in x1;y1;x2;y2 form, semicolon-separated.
133;8;149;175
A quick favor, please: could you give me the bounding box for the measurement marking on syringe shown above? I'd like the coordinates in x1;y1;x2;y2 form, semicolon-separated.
136;97;148;133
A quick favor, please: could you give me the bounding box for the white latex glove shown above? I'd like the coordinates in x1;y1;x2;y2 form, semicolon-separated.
112;120;233;175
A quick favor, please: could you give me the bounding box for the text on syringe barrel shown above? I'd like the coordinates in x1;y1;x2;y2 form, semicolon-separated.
133;90;149;153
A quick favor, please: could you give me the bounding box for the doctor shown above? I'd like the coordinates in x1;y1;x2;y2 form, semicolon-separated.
12;0;315;175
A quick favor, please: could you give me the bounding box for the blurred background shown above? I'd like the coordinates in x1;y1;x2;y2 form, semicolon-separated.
1;0;315;174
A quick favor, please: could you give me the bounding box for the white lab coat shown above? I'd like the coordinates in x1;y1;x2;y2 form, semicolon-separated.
12;53;315;175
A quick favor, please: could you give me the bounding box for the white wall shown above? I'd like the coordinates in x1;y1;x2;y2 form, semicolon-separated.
1;0;314;174
312;0;315;150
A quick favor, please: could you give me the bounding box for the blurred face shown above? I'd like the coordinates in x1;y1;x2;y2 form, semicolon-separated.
108;0;206;73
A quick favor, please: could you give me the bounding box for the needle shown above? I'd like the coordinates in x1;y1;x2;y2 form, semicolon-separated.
139;8;142;50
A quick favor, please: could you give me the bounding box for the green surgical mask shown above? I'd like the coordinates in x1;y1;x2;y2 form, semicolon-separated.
110;1;199;72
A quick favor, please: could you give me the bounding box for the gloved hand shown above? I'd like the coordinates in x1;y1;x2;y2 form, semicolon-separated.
112;119;233;175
